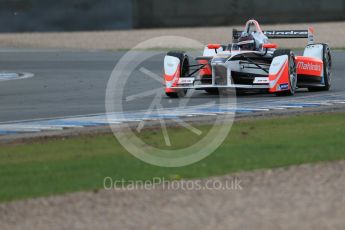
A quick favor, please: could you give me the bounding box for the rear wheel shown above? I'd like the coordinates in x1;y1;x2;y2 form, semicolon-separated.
273;49;297;96
165;51;189;98
308;44;332;92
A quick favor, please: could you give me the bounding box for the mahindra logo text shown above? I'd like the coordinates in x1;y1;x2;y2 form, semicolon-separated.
297;61;321;72
264;30;308;36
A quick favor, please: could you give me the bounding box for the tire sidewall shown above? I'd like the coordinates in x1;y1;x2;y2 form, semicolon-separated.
289;51;297;95
322;44;331;89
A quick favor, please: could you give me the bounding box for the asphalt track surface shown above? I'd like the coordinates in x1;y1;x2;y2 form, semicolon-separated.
0;48;344;127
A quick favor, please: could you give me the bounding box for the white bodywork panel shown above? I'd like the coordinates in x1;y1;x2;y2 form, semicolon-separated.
303;44;323;60
252;32;269;50
164;56;180;76
269;55;288;75
269;55;288;89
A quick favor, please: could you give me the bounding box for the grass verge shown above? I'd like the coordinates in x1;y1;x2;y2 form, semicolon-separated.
1;113;345;203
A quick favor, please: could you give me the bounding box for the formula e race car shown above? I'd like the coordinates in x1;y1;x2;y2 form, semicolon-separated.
164;19;332;97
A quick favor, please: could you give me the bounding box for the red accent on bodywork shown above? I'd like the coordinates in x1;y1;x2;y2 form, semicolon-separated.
263;43;278;49
164;64;180;93
308;27;315;34
165;87;176;93
198;60;212;76
207;44;221;49
295;56;323;77
269;60;290;93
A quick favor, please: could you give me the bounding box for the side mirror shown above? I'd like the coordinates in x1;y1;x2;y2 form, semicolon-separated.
263;43;278;49
207;44;221;54
207;44;221;50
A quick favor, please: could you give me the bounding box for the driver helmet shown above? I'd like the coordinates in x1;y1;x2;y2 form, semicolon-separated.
238;33;256;51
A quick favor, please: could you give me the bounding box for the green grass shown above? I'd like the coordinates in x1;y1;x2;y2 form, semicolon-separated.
1;113;345;203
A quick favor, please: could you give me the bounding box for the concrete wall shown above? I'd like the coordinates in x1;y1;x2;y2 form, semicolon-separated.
133;0;345;28
0;0;344;32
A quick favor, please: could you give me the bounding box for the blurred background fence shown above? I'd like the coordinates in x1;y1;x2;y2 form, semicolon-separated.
0;0;345;32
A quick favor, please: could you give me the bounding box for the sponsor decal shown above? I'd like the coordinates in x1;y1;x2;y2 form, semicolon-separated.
279;83;289;90
264;30;308;36
253;77;269;84
178;77;195;84
297;61;322;72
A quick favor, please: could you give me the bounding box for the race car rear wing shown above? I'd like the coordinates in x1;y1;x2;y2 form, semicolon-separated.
233;27;314;44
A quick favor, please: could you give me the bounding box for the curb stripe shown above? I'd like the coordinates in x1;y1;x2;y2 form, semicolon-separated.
1;96;345;136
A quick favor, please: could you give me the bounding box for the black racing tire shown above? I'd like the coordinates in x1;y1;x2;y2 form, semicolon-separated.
273;49;297;96
308;44;332;92
165;51;189;98
205;88;219;95
236;88;247;96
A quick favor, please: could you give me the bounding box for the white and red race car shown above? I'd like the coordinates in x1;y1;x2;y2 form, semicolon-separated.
164;19;332;97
